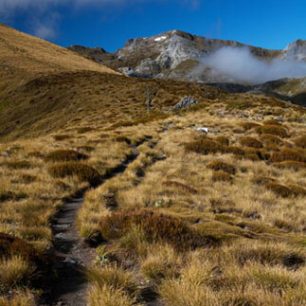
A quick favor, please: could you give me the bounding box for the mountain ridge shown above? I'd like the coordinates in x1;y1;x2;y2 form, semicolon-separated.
68;30;306;81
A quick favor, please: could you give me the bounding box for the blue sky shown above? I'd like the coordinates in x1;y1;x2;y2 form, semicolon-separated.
1;0;306;52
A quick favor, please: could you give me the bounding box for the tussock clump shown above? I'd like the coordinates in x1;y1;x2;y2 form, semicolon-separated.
141;245;182;282
265;183;306;198
225;146;245;156
87;266;138;294
226;101;252;110
273;219;295;232
215;136;230;146
243;148;270;161
240;122;261;131
185;138;224;155
273;161;306;171
77;145;95;153
88;284;137;306
0;256;33;291
45;149;89;162
293;135;306;149
4;160;32;170
0;290;35;306
207;160;236;175
115;136;132;145
270;148;306;163
99;210;218;250
240;136;263;148
0;233;36;261
256;125;289;138
0;191;27;202
232;242;305;269
48;162;101;186
263;119;283;126
162;180;198;194
252;176;276;186
212;171;233;183
77;126;94;134
53;134;71;141
261;134;284;145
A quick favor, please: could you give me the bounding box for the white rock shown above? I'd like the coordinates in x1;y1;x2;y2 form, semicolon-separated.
195;127;209;133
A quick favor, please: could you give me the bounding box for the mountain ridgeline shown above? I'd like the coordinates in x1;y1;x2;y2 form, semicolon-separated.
69;30;306;105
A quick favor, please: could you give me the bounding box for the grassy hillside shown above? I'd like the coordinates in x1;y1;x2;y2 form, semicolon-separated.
0;25;305;306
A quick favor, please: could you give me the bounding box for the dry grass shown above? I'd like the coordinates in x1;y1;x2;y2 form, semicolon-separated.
207;160;236;175
185;137;224;155
239;136;263;148
270;148;306;163
0;290;35;306
99;209;215;250
0;24;305;304
0;256;32;291
293;135;306;148
256;124;289;138
45;149;88;162
48;162;101;186
88;285;138;306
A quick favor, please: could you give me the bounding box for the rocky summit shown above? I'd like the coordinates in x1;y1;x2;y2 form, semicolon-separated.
69;30;305;81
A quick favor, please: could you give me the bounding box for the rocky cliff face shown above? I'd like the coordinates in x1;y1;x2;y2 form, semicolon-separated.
69;31;306;91
284;40;306;61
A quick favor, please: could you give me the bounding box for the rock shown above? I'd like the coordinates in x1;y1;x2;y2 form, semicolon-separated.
174;96;198;110
195;127;209;133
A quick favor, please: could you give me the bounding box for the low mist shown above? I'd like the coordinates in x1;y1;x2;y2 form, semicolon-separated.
195;47;306;84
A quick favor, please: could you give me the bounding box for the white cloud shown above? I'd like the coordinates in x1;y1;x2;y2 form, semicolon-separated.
195;47;306;84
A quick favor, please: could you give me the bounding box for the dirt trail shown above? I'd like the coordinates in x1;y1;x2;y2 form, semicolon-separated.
39;144;142;306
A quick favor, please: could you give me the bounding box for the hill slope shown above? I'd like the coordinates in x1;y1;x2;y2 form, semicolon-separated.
0;25;305;306
0;24;117;95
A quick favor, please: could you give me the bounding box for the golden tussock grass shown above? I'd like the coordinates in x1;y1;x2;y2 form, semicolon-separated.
270;148;306;163
48;162;101;186
207;160;236;175
88;284;138;306
293;135;306;148
256;124;289;138
0;290;35;306
0;256;32;291
45;149;89;162
99;209;217;250
239;136;263;148
0;28;305;304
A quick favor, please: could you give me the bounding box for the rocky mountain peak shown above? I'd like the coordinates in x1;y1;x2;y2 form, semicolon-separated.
68;30;306;85
284;39;306;61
